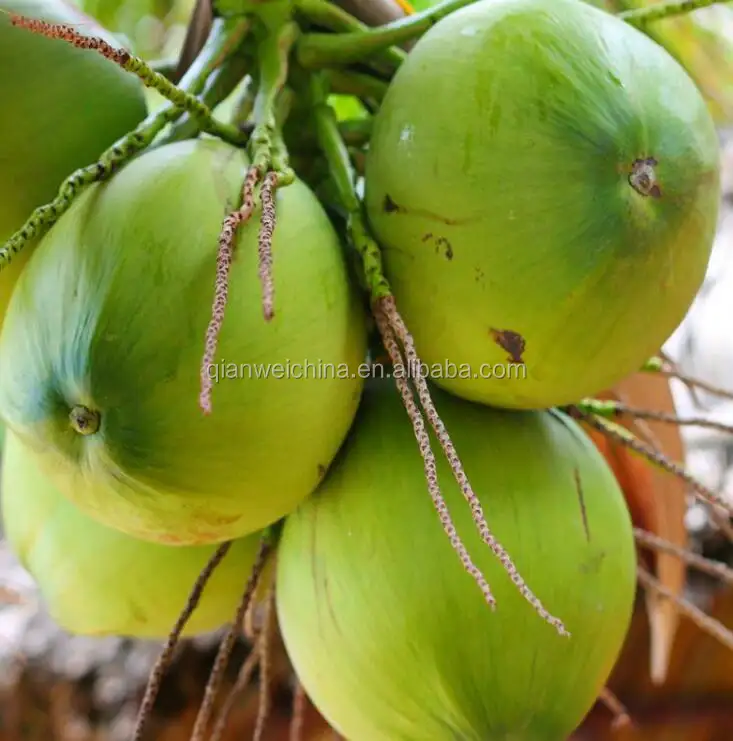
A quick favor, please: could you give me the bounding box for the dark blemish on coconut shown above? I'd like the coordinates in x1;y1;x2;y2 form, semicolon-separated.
436;237;453;260
489;328;526;365
382;195;478;226
69;405;100;436
574;468;591;542
422;233;433;242
475;267;485;283
383;194;404;213
317;464;327;479
629;157;662;198
322;573;343;636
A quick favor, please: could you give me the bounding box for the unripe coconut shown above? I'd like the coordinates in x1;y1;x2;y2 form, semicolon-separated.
277;380;637;740
1;429;263;638
0;0;147;323
365;0;720;409
0;137;367;545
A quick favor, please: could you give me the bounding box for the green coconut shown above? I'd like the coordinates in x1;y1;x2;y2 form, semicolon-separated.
1;428;263;638
0;137;367;545
276;379;637;740
364;0;720;410
0;0;147;323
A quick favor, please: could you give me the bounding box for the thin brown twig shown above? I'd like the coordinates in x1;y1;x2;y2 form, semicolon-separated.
598;687;632;729
253;582;276;741
208;649;261;741
608;402;733;436
634;528;733;584
188;535;273;741
200;167;261;414
290;681;307;741
132;542;233;741
637;566;733;651
379;295;568;636
657;367;733;403
575;410;733;516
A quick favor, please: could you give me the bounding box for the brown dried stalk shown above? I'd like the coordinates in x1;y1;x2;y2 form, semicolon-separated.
635;528;733;585
598;687;632;729
253;583;276;741
199;167;260;414
132;542;232;741
377;295;568;635
208;649;261;741
637;566;733;651
606;401;733;436
188;535;273;740
290;681;307;741
574;410;733;517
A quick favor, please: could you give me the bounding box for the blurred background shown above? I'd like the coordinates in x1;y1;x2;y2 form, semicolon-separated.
4;0;733;739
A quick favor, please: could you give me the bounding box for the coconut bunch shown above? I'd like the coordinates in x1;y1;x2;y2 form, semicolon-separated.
1;0;733;739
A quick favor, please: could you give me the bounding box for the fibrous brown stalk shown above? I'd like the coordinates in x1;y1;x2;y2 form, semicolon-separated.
637;566;733;651
598;687;632;729
635;528;733;584
188;535;273;740
290;681;307;741
253;583;276;741
132;542;232;741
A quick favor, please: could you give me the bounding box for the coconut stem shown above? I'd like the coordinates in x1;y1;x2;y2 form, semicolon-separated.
7;14;247;147
619;0;730;26
188;532;274;741
131;542;233;741
572;409;733;517
578;398;733;436
637;566;733;651
0;19;244;271
295;0;482;68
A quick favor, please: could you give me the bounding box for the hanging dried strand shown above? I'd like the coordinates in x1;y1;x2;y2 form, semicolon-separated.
372;300;498;610
634;528;733;584
598;688;632;729
257;171;278;321
290;681;307;741
208;649;261;741
580;398;733;436
132;542;233;741
253;582;277;741
571;409;733;516
200;167;261;415
380;295;568;636
637;566;733;651
658;350;703;406
6;12;245;145
188;534;273;741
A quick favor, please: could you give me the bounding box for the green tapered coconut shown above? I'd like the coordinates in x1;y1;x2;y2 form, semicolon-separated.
364;0;720;410
0;0;147;323
277;380;637;740
1;429;263;638
0;137;367;545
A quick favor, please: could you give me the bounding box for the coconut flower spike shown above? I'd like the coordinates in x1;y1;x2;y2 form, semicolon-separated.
382;295;569;636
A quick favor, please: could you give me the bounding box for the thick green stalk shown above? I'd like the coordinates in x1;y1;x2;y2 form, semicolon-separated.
327;68;388;100
0;19;245;271
308;73;391;299
620;0;731;25
296;0;473;67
